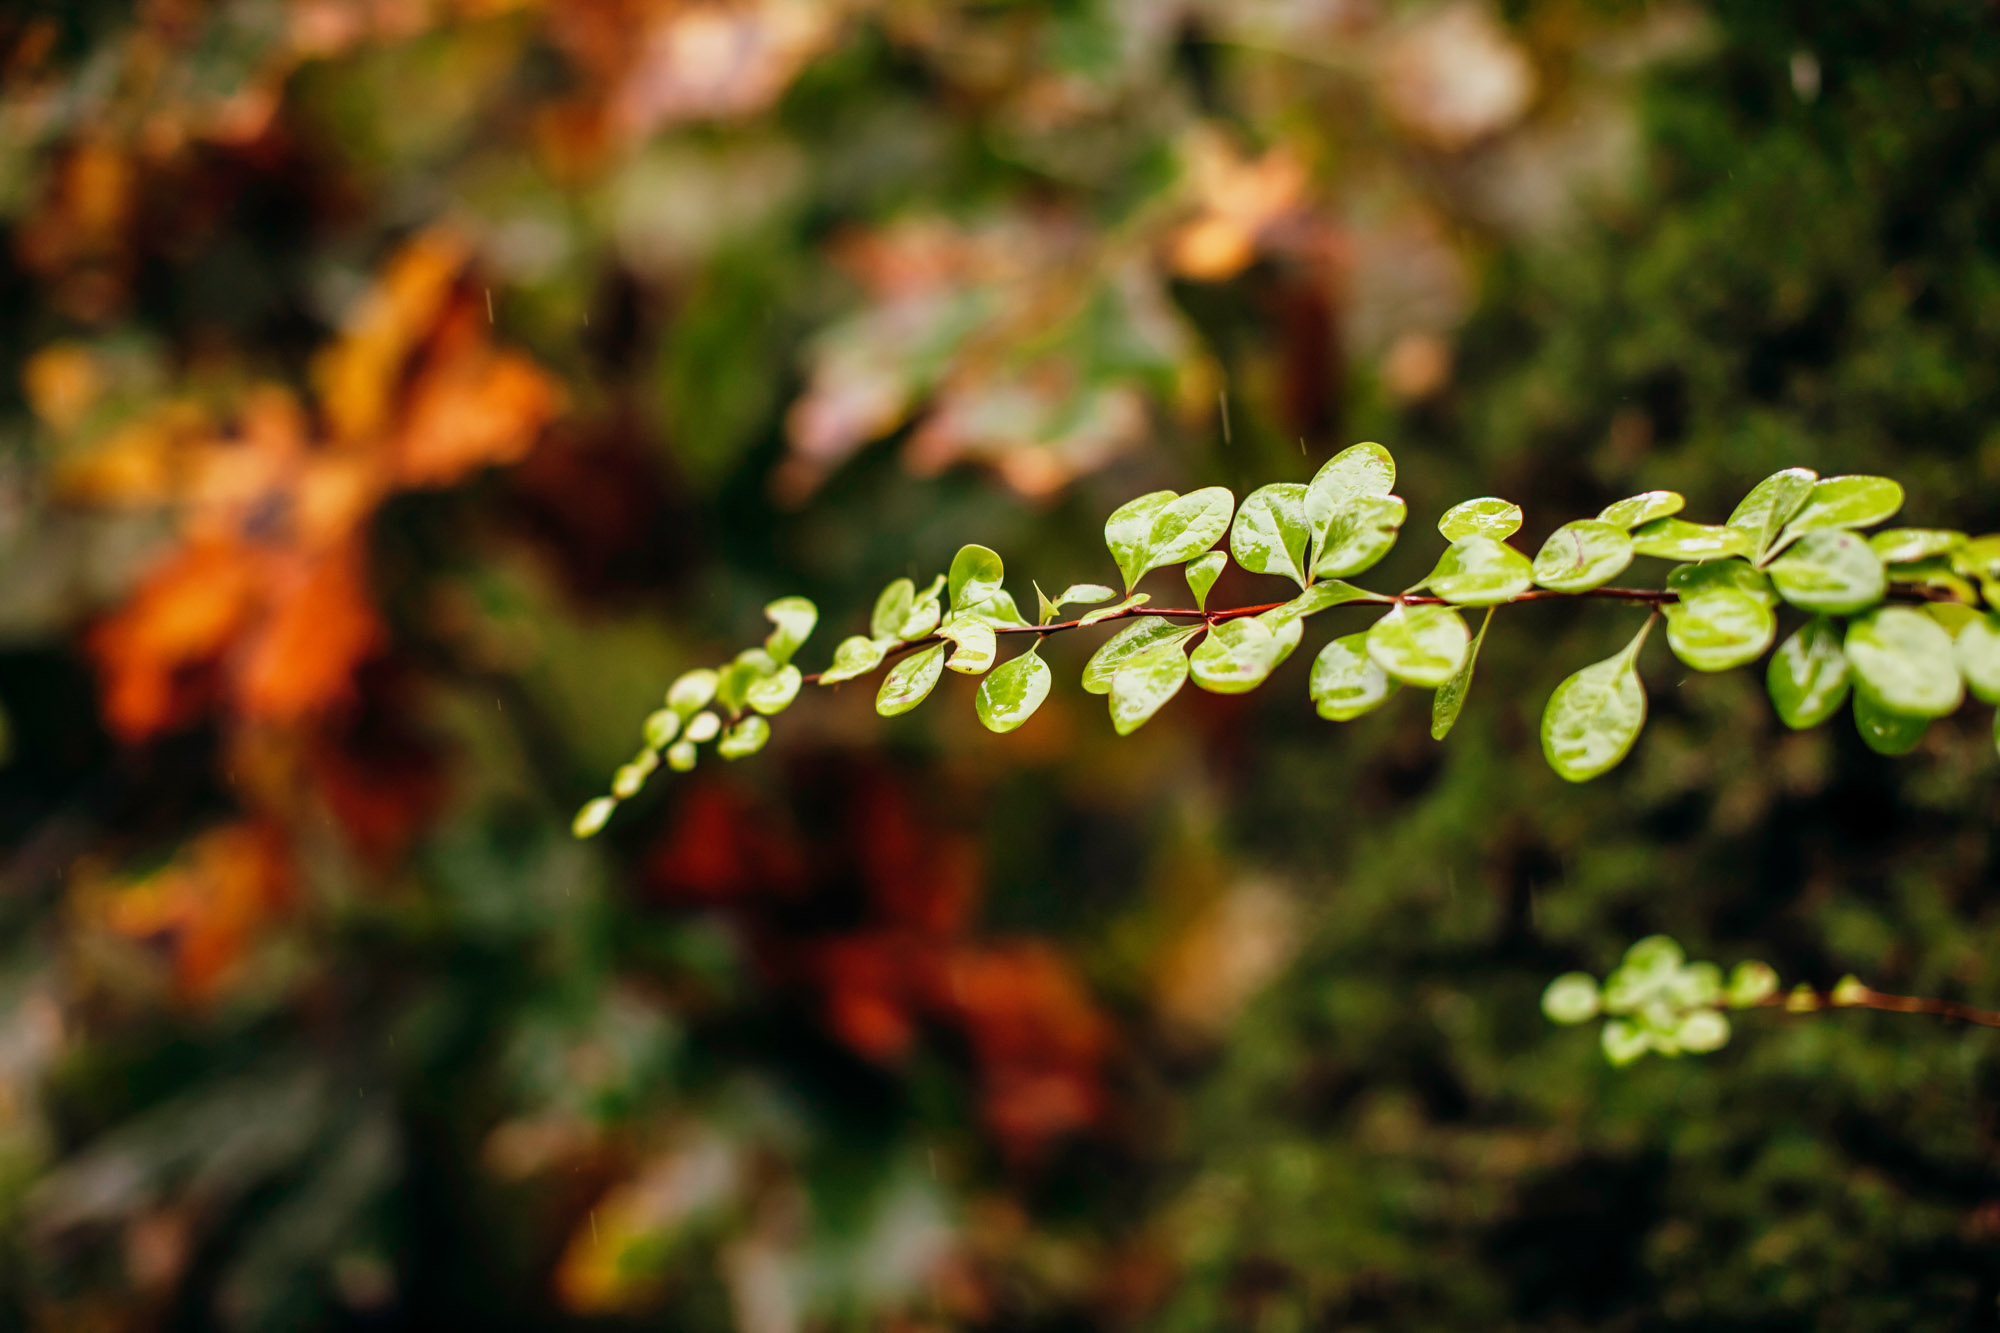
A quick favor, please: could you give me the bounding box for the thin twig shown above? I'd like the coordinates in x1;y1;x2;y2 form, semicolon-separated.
1756;986;2000;1029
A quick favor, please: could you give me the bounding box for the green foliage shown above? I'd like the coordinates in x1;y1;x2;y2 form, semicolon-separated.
577;458;2000;832
1543;937;1780;1065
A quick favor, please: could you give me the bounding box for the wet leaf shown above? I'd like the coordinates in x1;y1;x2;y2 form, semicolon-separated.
1727;466;1816;559
1185;552;1226;610
1870;528;1964;565
1311;495;1406;579
1664;589;1775;671
940;618;997;674
1230;483;1312;586
1078;592;1150;627
717;715;771;759
1541;624;1649;781
1426;536;1533;606
1366;604;1469;688
1109;637;1192;735
1843;606;1963;717
1955;612;2000;704
1310;631;1399;720
1780;474;1904;539
745;663;803;714
821;635;889;684
948;544;1006;611
1532;520;1634;592
876;642;947;716
1766;618;1850;728
1598;490;1684;530
1083;619;1195;694
1431;606;1493;739
1189;613;1300;694
1766;530;1886;614
975;645;1052;732
1630;518;1755;562
1854;690;1928;754
1438;496;1522;542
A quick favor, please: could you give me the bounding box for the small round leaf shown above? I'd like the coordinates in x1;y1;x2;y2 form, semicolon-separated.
976;647;1052;733
1230;483;1313;587
1664;589;1776;672
1767;618;1850;728
1953;612;2000;704
1533;520;1635;592
1109;638;1192;735
1312;495;1407;579
1542;974;1601;1025
1541;646;1647;782
1598;490;1684;530
1310;632;1399;721
1366;605;1470;688
667;668;719;714
877;642;948;716
746;663;803;714
1426;536;1534;606
821;635;889;685
1853;690;1929;755
1766;530;1887;614
1843;606;1964;717
572;797;616;839
1782;474;1904;536
1870;528;1964;565
1726;467;1817;558
1630;518;1755;562
718;715;771;759
1083;618;1190;694
1438;496;1523;542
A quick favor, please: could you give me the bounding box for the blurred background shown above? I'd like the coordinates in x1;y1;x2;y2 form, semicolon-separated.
1;1;1998;1328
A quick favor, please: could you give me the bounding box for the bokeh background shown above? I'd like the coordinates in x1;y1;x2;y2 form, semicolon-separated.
2;1;1999;1328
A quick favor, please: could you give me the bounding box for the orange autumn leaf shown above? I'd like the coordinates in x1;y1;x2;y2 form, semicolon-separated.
234;541;382;724
94;821;294;1002
91;537;260;741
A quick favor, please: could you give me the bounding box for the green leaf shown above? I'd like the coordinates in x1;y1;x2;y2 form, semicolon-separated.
1954;534;2000;581
821;634;889;685
717;715;771;759
1533;520;1635;592
1664;590;1775;672
947;545;1006;612
1541;624;1649;782
1854;690;1929;755
1077;592;1150;627
1665;558;1775;606
1766;530;1886;614
1304;441;1396;534
1431;606;1493;740
1675;1010;1731;1054
1843;606;1964;717
685;711;721;742
1727;466;1817;560
1438;497;1523;542
1955;613;2000;704
898;576;947;640
1601;1019;1650;1066
1311;495;1406;579
1542;974;1601;1025
666;739;698;772
1870;528;1965;565
876;642;947;716
763;596;818;664
1273;579;1379;624
1185;552;1226;610
1105;490;1175;591
1310;632;1399;720
1148;486;1235;568
1082;619;1190;694
1230;483;1312;587
1058;583;1117;606
1767;618;1850;728
1109;636;1192;735
975;646;1052;733
572;797;616;839
1726;961;1779;1007
643;708;681;748
939;618;997;674
746;663;803;714
1366;604;1469;688
716;649;777;713
871;579;915;640
1189;614;1300;694
1425;535;1533;606
611;755;652;801
667;668;720;714
1105;488;1234;591
1598;490;1684;530
1630;518;1755;562
1781;475;1904;539
963;588;1029;628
